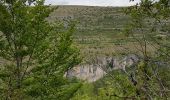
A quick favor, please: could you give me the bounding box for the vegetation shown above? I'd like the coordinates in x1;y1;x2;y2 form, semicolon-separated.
71;0;170;99
0;0;81;99
50;6;133;62
0;0;169;100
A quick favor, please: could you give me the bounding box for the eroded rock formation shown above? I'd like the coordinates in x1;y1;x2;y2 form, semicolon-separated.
66;54;139;82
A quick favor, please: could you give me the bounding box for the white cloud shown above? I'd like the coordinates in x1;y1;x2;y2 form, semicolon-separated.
45;0;140;6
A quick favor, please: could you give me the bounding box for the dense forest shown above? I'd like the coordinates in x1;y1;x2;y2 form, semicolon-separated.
0;0;170;100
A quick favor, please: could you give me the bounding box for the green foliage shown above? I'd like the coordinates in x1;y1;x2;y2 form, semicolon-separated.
71;83;95;100
0;0;169;99
71;1;170;99
0;0;81;99
122;0;170;99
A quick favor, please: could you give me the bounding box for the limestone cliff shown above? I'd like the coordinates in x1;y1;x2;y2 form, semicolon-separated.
66;54;139;82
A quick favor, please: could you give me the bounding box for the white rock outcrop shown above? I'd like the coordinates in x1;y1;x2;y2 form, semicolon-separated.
66;54;139;82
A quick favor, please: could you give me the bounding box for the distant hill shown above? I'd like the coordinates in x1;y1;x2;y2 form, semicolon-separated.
49;6;129;29
49;6;154;62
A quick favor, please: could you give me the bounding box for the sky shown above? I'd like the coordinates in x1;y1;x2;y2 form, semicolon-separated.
45;0;141;7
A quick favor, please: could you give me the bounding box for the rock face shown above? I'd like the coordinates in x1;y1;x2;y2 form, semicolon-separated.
66;54;139;82
66;65;106;82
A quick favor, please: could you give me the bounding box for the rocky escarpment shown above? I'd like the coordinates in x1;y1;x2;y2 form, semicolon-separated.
66;54;139;82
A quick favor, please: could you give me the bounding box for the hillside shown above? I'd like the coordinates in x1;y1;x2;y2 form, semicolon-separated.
0;1;170;99
49;6;154;63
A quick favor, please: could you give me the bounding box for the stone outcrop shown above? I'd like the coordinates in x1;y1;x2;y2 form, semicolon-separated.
66;54;139;82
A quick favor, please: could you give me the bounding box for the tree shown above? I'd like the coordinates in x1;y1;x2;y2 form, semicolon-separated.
0;0;81;99
90;0;170;99
115;0;170;99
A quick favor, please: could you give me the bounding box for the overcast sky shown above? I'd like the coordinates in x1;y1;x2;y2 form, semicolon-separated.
45;0;141;7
